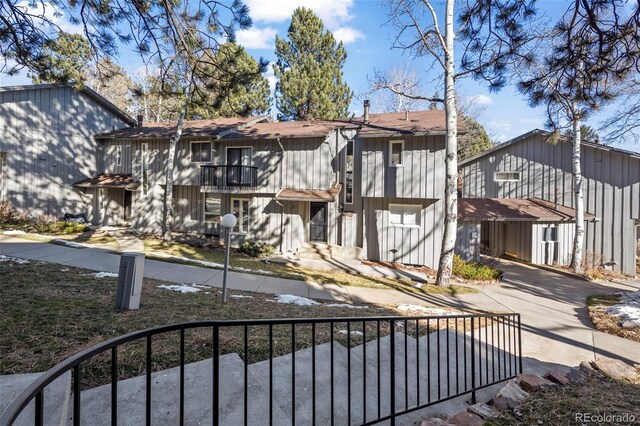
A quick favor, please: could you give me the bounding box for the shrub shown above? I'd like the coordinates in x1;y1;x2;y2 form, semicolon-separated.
452;254;502;281
239;241;275;258
0;201;13;224
0;201;88;234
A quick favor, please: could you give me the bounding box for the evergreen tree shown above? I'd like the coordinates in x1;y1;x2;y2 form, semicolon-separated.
458;116;492;161
274;7;352;121
30;33;91;88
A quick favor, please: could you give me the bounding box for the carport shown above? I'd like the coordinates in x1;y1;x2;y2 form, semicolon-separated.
456;198;595;266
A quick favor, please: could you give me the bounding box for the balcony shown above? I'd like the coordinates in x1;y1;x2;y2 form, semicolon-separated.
200;165;258;192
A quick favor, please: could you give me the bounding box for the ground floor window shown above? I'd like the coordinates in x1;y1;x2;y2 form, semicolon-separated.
389;204;421;227
542;225;558;241
204;194;221;223
231;198;250;233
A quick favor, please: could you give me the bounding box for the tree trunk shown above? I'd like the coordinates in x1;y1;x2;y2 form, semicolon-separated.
570;115;584;273
435;0;458;287
162;95;189;242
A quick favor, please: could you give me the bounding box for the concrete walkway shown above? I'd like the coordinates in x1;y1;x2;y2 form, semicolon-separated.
1;234;639;369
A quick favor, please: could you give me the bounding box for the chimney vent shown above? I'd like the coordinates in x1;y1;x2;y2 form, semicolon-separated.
136;114;144;128
363;100;370;124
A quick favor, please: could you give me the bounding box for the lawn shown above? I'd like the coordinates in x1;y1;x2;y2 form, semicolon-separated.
0;258;482;388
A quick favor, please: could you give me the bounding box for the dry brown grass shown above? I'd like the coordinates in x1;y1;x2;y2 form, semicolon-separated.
0;258;487;388
587;295;640;343
488;375;640;425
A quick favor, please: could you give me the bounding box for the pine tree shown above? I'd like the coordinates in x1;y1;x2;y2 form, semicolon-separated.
274;7;352;121
30;33;92;88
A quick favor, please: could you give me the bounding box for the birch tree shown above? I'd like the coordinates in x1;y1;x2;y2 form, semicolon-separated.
518;0;640;273
386;0;537;286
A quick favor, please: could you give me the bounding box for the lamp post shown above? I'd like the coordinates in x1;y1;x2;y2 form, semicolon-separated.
220;213;237;303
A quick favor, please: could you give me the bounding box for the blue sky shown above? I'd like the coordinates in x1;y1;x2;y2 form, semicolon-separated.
2;0;638;153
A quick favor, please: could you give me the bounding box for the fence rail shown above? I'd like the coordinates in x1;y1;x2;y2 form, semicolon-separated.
200;165;258;191
0;313;522;426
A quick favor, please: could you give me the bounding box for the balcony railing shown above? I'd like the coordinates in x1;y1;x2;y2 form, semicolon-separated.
200;165;258;191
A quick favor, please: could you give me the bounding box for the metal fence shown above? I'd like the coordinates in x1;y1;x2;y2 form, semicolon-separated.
200;165;258;190
0;313;522;426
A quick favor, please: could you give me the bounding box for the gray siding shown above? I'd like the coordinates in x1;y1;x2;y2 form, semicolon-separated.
0;86;131;221
362;197;443;268
360;135;446;199
461;133;640;274
456;222;481;262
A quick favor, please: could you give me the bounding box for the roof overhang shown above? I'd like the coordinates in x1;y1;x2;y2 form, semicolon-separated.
275;184;342;202
74;173;140;190
458;198;595;222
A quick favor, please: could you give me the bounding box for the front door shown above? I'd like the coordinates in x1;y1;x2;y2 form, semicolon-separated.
309;202;328;242
123;190;132;222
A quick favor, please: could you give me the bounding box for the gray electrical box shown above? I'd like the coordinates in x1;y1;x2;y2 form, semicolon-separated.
115;252;145;310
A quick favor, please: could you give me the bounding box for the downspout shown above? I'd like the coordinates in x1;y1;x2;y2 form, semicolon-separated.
276;138;285;253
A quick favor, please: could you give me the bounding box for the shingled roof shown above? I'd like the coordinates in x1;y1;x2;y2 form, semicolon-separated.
458;198;595;222
95;110;459;140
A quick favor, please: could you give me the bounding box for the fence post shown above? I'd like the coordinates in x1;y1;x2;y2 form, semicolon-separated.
517;315;523;374
390;320;396;426
213;326;220;426
470;317;476;404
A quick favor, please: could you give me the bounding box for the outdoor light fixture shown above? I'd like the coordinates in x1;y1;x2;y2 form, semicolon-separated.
220;213;237;303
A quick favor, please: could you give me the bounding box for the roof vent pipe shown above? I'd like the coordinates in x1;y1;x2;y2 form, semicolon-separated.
136;114;144;128
363;100;370;124
405;110;409;121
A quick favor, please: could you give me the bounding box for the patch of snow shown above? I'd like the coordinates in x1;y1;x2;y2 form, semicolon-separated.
325;303;369;309
339;330;364;336
0;255;30;264
52;239;90;249
148;251;284;276
2;230;26;235
395;304;456;316
93;272;119;278
275;294;319;306
606;291;640;329
60;268;69;272
230;295;255;299
157;284;201;294
413;283;424;289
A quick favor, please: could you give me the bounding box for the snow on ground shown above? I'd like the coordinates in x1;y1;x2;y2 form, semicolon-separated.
2;230;26;235
230;295;254;299
275;294;319;306
52;239;91;249
0;255;30;264
147;251;289;276
339;330;364;336
413;283;424;289
157;284;202;293
325;303;369;309
395;304;458;316
606;291;640;329
92;272;119;278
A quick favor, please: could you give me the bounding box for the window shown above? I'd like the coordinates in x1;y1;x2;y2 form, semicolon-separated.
226;147;252;166
389;204;421;227
191;141;212;163
542;226;558;242
116;145;122;167
345;140;354;205
204;194;221;223
389;140;404;166
494;171;520;182
141;143;149;196
231;198;250;233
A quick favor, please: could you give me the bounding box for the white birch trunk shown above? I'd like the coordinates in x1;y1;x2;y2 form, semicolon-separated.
570;116;584;273
435;0;458;287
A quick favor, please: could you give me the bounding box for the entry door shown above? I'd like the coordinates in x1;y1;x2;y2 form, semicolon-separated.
309;202;328;242
123;190;132;221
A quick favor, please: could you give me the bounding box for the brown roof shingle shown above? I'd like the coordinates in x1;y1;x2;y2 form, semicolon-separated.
276;184;342;202
74;173;139;189
458;198;595;222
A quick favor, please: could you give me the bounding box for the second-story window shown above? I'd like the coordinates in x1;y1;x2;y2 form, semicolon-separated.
389;140;404;166
191;141;212;163
494;171;520;182
116;145;122;167
345;140;354;205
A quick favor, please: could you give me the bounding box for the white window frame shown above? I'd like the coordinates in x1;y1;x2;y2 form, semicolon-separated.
225;146;253;166
494;171;521;182
389;140;404;167
388;203;422;228
344;140;354;206
231;197;250;233
542;225;558;242
116;145;122;167
190;141;213;163
203;193;221;223
141;143;149;197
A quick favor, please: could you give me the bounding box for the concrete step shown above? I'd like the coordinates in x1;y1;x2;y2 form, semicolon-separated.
0;372;71;426
69;354;289;426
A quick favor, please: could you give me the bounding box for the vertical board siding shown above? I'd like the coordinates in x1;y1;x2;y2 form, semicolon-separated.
362;197;443;269
456;222;481;262
460;135;640;275
0;86;131;221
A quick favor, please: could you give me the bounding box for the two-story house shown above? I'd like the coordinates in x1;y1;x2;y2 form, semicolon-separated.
0;84;135;221
88;106;452;269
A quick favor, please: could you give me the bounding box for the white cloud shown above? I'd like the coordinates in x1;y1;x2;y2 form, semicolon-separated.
236;27;278;49
16;1;83;34
470;94;494;105
264;67;277;94
332;27;365;44
244;0;356;29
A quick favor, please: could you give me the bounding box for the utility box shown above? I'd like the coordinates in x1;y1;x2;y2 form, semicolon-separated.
115;252;145;310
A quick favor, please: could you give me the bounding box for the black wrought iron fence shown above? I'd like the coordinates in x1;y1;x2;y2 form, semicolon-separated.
200;165;258;190
0;313;522;426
